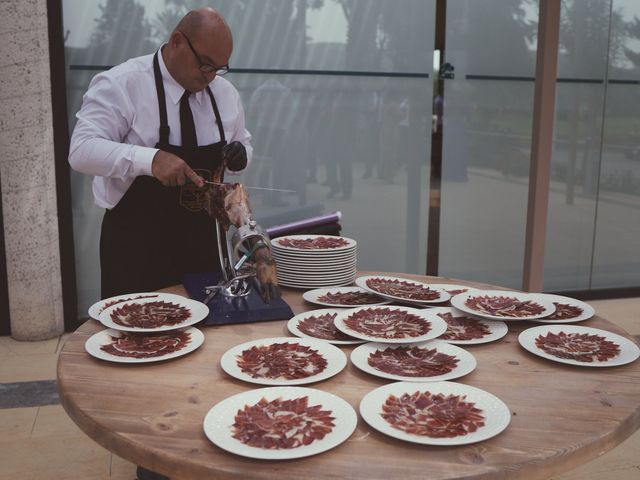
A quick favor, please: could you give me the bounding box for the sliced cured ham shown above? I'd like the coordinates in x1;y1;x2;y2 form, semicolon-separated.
381;391;485;438
316;291;383;306
277;236;349;249
465;295;545;318
368;346;459;377
236;342;328;380
297;313;357;341
545;303;584;320
344;308;432;339
438;312;492;341
100;331;191;358
100;294;159;313
110;301;191;328
232;396;335;449
535;331;620;362
366;278;441;301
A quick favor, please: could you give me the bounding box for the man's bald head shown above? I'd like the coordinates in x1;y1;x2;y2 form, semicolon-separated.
174;7;232;52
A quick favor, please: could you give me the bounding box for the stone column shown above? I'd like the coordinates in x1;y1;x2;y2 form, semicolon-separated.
0;0;65;340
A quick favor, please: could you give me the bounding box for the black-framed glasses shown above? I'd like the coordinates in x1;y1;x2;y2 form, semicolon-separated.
179;31;229;76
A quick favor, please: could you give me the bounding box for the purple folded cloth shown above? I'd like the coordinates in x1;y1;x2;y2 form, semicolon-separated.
266;211;342;238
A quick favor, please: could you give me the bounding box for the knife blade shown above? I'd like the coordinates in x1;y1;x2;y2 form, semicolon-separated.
203;180;296;193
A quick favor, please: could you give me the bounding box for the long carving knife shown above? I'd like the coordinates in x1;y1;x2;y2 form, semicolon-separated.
203;180;296;193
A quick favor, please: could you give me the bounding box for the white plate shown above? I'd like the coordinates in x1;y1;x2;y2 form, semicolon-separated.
350;340;477;382
220;337;347;385
360;381;511;446
287;308;365;345
98;296;209;332
356;275;451;305
426;307;509;345
534;294;595;323
518;324;640;367
203;386;357;460
334;306;447;343
277;269;357;281
272;249;357;259
302;287;391;308
84;327;204;363
87;292;187;320
275;260;358;273
280;279;356;289
271;235;357;253
450;290;555;321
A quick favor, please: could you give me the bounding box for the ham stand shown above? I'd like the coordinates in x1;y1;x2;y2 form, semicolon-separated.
202;218;271;301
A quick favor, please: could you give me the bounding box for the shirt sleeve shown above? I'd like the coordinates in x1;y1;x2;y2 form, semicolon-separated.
225;89;253;176
68;72;158;179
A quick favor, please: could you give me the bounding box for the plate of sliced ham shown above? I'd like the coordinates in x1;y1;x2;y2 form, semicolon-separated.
98;296;208;332
271;235;357;253
518;325;640;367
534;294;595;323
333;305;447;343
220;337;347;385
355;275;450;305
302;287;390;308
88;292;187;320
203;386;357;460
360;382;511;445
428;307;509;345
84;327;204;363
450;290;555;321
360;381;511;446
287;309;365;345
350;340;477;382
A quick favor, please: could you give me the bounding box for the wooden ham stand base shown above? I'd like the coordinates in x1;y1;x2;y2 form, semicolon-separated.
57;273;640;480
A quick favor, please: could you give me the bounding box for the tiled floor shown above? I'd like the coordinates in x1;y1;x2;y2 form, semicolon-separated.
1;298;639;480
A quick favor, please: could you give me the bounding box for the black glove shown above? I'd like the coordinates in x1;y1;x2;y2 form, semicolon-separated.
222;141;248;171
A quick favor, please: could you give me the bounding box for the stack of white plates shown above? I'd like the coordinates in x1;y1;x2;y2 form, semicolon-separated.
270;234;357;289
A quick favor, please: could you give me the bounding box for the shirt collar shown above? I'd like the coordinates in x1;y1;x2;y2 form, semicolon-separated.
158;44;207;106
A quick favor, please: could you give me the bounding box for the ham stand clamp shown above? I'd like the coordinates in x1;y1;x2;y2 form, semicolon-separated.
205;218;271;300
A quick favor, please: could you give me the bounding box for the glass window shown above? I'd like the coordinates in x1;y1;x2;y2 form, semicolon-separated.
438;0;538;288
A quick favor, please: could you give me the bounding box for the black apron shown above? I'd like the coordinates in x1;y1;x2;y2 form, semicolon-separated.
100;50;226;299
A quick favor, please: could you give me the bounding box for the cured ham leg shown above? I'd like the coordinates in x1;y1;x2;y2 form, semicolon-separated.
204;182;280;302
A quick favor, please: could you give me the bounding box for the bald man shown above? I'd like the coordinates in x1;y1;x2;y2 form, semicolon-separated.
70;8;253;301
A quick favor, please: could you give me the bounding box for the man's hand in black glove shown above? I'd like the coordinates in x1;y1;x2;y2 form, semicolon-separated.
222;141;248;171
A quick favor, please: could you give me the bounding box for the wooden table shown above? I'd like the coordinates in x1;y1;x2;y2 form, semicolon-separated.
57;274;640;479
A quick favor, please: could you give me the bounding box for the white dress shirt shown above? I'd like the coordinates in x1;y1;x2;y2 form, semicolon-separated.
69;47;253;209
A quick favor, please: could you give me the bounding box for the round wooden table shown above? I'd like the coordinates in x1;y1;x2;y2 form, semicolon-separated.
57;274;640;479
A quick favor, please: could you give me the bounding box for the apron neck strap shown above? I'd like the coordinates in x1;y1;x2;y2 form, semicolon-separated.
206;86;226;145
152;50;170;146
